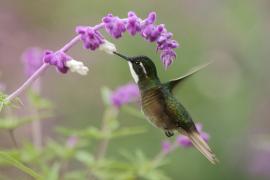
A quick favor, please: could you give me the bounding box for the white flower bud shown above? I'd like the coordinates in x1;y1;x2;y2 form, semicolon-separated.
65;59;89;76
99;40;117;54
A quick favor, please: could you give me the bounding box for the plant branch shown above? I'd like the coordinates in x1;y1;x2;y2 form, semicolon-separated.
95;115;110;160
5;63;49;102
152;139;179;166
95;107;118;160
8;130;18;148
5;36;81;103
31;114;42;150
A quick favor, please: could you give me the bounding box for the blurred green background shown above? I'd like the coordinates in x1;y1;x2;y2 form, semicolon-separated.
0;0;270;179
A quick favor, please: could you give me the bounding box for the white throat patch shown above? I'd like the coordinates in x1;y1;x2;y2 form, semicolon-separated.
128;62;139;83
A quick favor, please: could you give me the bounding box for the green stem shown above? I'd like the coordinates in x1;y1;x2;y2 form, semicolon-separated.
94;107;118;160
0;151;43;179
152;140;179;166
8;130;18;148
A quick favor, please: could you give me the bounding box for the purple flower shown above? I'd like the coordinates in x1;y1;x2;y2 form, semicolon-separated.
43;50;71;73
141;24;165;42
140;12;179;68
21;47;44;77
66;136;78;148
157;32;173;45
76;26;105;50
126;11;141;36
110;83;140;108
177;136;192;147
74;11;179;69
177;123;210;148
160;49;177;69
140;12;162;42
142;12;156;26
102;14;126;39
162;140;171;154
157;39;179;51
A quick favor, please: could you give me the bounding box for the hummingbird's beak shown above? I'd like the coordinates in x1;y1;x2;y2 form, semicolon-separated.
113;51;130;62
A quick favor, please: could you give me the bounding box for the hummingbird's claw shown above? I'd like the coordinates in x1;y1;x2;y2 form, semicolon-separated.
165;130;174;137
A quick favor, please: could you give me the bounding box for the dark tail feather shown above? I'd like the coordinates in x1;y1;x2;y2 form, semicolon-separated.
181;130;219;164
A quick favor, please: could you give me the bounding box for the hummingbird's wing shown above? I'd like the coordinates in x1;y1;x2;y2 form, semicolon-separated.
165;61;212;91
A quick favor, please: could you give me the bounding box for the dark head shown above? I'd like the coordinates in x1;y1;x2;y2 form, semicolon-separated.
114;52;159;84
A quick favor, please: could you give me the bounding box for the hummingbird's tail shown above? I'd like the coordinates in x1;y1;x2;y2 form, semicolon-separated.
182;130;219;164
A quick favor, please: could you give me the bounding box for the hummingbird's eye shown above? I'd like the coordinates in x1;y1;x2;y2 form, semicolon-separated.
135;61;140;65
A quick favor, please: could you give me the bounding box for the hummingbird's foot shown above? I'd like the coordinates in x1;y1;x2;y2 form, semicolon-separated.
164;130;174;137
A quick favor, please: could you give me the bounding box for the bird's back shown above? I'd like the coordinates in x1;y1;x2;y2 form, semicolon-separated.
163;87;195;130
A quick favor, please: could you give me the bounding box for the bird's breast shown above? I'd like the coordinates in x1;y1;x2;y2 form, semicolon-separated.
141;88;174;129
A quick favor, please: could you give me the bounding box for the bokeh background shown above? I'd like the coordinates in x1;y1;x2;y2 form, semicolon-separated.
0;0;270;179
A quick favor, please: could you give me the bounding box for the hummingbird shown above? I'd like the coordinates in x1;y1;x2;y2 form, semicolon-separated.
114;51;218;164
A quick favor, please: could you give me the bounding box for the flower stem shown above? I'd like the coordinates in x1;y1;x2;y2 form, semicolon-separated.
8;130;18;148
152;140;179;166
5;63;49;102
32;119;42;149
31;101;42;149
60;35;81;52
29;80;43;150
94;116;110;160
95;107;118;160
94;23;104;30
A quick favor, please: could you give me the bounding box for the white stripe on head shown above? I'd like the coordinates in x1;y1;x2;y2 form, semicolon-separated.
139;62;147;74
128;62;139;83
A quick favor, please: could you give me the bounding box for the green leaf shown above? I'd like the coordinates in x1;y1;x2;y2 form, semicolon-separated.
141;169;171;180
0;151;20;165
28;90;52;110
19;143;42;163
0;113;51;130
103;107;119;131
46;140;76;160
75;151;94;166
0;93;9;112
46;162;60;180
100;160;132;171
0;117;35;130
0;151;43;179
63;170;88;180
117;150;171;179
0;92;25;111
111;127;146;138
56;127;105;139
0;143;43;165
57;125;144;141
